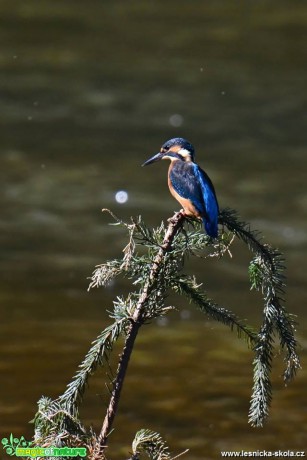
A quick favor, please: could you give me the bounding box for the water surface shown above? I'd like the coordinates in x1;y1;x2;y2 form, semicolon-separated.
1;1;306;459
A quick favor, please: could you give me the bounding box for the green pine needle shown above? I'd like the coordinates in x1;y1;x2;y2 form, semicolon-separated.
132;429;171;460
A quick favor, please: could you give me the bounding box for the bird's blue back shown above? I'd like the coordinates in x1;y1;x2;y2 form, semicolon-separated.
169;161;219;237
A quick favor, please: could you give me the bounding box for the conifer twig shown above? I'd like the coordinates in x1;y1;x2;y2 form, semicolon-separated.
32;207;300;457
95;212;185;457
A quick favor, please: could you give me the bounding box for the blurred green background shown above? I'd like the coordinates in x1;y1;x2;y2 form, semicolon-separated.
1;1;306;459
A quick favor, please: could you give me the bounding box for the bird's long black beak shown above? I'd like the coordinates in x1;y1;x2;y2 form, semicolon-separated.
142;152;163;167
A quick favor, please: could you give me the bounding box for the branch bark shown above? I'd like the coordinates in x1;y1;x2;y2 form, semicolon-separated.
95;211;185;457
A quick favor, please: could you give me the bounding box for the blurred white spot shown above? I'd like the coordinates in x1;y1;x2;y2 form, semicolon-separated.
33;101;39;107
115;190;128;204
169;114;183;127
41;164;46;169
13;55;18;59
283;227;295;239
221;91;226;96
200;67;204;72
180;309;191;320
156;317;169;327
27;116;33;121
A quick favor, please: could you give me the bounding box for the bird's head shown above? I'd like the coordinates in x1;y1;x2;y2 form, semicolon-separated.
142;137;195;166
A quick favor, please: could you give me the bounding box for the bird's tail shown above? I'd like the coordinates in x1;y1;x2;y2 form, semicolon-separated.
202;217;218;238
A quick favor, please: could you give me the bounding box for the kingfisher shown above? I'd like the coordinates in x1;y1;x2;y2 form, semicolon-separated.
142;137;219;238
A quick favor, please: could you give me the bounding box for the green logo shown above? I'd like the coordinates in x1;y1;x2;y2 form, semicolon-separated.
1;434;32;456
1;435;87;458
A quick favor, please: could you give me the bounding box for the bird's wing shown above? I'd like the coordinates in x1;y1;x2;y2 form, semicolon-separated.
192;164;219;217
